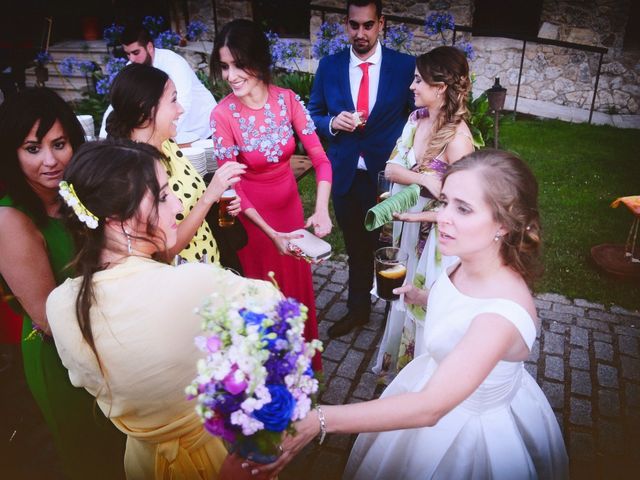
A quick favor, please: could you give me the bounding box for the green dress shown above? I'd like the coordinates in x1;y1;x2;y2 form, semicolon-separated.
0;194;126;479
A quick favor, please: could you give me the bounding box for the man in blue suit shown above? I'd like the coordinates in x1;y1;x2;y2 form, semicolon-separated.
308;0;414;338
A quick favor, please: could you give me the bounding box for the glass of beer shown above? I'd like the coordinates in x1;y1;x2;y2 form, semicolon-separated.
377;171;391;203
218;189;236;227
375;247;408;301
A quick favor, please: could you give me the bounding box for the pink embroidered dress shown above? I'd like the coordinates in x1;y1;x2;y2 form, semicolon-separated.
211;85;332;371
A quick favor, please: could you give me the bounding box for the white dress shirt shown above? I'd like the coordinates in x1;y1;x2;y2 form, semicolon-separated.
349;41;382;170
99;48;217;140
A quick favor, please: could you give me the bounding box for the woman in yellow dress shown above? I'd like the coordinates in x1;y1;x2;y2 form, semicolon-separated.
46;139;280;479
106;63;246;264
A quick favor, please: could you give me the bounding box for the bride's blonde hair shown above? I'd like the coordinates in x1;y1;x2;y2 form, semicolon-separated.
418;46;472;167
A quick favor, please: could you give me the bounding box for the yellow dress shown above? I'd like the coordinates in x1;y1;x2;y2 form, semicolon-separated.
46;257;281;479
162;139;219;264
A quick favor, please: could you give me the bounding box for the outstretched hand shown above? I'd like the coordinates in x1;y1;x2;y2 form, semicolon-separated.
392;211;436;223
247;413;320;478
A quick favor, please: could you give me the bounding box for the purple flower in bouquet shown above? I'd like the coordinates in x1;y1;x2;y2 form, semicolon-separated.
186;20;208;42
204;416;235;442
188;294;322;461
424;12;455;37
253;384;295;432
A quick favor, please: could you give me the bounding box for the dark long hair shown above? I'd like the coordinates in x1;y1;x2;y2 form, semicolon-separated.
0;88;85;225
211;19;272;85
60;139;165;373
443;149;542;286
416;46;471;165
106;63;168;139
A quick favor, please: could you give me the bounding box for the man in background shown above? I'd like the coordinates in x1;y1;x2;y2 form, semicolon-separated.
308;0;414;338
99;23;216;139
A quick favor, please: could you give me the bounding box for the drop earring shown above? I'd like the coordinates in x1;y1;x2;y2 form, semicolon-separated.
494;232;502;242
125;230;132;254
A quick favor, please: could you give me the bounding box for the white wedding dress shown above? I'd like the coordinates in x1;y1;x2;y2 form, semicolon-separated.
345;266;569;479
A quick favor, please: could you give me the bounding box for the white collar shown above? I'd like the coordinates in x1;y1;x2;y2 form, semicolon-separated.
349;40;382;67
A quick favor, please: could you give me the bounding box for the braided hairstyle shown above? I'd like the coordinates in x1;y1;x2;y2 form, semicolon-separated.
59;139;166;375
417;46;472;167
443;149;543;286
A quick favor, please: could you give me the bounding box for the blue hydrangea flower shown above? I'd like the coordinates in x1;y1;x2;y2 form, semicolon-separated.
105;57;127;76
186;20;208;41
382;24;414;53
103;23;124;46
143;15;166;39
35;51;52;67
457;41;476;60
266;31;304;72
312;22;349;59
58;56;78;76
424;12;455;36
154;30;182;50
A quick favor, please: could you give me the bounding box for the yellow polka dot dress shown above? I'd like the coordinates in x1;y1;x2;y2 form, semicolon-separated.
162;140;219;264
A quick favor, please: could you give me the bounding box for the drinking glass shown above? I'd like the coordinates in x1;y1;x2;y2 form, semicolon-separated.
375;247;408;301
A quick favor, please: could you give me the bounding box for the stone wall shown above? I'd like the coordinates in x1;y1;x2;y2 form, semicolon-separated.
184;0;639;122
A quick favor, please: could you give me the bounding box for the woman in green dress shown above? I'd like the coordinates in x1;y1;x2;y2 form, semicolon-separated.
0;88;126;479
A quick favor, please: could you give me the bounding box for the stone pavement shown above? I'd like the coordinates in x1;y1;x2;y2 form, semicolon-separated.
281;258;640;480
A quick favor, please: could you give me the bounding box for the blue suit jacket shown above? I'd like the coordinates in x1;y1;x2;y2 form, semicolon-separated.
308;46;415;196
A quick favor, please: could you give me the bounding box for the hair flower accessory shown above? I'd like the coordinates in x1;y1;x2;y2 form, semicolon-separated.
59;181;99;229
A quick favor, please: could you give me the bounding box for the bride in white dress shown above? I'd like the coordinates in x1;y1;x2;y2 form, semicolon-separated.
256;149;568;479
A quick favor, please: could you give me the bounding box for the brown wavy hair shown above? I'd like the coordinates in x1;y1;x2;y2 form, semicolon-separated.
417;46;471;167
443;149;543;286
60;139;167;376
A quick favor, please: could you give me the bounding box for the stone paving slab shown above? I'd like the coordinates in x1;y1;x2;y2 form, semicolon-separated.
281;259;640;480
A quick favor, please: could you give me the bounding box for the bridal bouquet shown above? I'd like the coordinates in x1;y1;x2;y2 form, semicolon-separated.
186;293;322;463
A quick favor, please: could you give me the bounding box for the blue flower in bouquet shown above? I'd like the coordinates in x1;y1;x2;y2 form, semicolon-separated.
253;384;295;432
382;24;414;53
143;15;166;39
154;30;182;50
424;12;455;36
186;20;208;41
312;22;349;59
188;292;322;449
103;23;124;46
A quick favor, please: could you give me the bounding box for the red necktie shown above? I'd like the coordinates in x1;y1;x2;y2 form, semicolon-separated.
356;62;370;120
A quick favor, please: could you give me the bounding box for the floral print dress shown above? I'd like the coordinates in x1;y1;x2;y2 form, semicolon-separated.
210;85;332;371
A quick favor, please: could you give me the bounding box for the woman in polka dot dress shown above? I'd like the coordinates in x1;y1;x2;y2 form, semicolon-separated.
105;63;245;264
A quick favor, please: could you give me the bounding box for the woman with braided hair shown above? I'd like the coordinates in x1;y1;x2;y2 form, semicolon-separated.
374;46;475;381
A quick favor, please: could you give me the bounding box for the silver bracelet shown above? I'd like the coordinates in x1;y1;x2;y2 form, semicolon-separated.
315;405;327;445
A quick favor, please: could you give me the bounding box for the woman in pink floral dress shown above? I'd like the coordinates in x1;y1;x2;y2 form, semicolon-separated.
210;20;332;371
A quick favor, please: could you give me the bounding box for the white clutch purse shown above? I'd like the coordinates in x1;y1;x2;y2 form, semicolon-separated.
288;229;332;263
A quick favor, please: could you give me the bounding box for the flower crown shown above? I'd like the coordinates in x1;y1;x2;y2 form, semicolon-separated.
59;181;99;229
